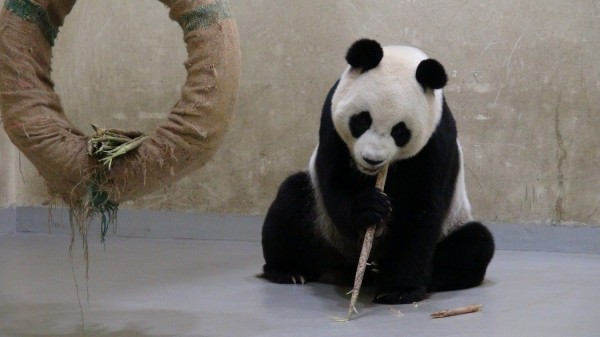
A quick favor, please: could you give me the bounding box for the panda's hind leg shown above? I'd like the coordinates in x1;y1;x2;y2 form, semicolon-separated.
429;222;495;292
261;172;334;285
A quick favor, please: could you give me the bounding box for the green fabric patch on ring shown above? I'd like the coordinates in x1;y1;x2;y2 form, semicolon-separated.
178;0;233;34
4;0;58;46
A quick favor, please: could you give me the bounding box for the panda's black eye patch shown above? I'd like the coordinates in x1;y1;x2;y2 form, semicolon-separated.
391;122;411;147
349;111;372;138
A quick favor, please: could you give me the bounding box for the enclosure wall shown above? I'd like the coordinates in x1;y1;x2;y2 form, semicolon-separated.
1;0;599;226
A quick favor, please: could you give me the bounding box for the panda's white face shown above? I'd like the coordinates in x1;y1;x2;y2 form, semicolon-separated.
331;46;444;175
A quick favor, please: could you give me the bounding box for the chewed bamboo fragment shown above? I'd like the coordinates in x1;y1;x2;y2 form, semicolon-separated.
430;304;483;319
333;165;389;322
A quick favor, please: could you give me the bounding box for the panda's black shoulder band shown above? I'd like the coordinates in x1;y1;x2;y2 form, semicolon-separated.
345;39;384;72
416;59;448;90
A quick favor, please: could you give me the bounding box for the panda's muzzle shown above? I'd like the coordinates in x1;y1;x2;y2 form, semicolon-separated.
358;156;386;175
362;157;384;166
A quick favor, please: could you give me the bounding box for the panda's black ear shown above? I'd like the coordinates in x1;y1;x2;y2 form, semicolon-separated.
416;59;448;90
345;39;384;72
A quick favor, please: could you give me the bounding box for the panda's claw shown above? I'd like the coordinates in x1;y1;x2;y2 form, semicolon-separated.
262;266;311;285
373;286;427;304
286;273;310;285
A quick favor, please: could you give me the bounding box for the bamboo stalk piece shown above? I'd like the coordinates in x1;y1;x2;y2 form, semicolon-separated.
334;165;389;322
430;304;483;319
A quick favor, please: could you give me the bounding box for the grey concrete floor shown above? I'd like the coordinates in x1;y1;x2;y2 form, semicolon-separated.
0;233;599;337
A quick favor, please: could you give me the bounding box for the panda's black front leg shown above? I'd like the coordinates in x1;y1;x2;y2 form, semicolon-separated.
372;211;444;304
373;251;431;304
320;181;392;240
373;255;434;304
350;186;393;235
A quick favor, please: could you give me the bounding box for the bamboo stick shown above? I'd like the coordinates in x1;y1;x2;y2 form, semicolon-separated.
430;304;483;319
334;165;389;322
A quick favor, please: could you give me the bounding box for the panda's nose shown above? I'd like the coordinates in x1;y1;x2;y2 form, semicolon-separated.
363;157;384;166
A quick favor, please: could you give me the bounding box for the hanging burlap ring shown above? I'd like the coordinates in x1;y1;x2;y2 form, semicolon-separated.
0;0;241;204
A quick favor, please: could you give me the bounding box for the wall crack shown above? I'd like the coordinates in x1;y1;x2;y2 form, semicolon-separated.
553;92;566;224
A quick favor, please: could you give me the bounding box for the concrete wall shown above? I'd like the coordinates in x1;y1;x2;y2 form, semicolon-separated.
0;125;15;234
1;0;599;226
0;130;13;206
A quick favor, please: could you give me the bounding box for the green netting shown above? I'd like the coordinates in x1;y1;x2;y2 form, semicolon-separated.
178;0;233;34
4;0;58;45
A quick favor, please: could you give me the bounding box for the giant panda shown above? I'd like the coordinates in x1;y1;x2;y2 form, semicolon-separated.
261;39;495;304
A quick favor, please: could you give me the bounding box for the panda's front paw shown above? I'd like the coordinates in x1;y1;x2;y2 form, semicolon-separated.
262;265;310;285
351;187;392;232
373;285;427;304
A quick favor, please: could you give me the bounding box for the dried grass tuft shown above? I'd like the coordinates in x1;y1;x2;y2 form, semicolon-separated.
65;124;148;278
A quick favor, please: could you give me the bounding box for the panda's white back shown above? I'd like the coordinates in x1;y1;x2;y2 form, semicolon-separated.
443;141;473;236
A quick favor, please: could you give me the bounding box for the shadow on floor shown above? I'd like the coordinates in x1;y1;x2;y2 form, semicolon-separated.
0;303;201;337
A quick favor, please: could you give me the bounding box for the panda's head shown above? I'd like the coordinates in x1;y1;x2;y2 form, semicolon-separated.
331;39;448;175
